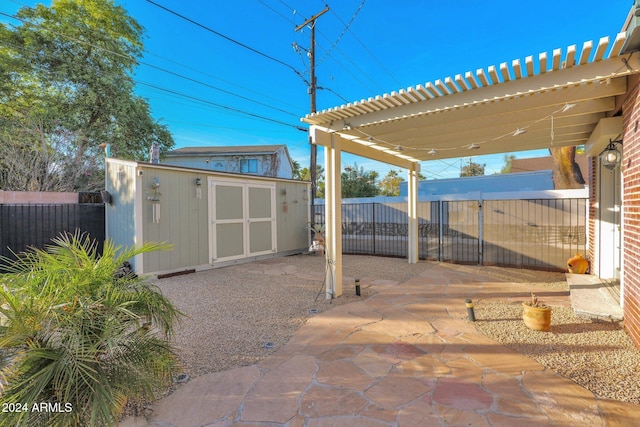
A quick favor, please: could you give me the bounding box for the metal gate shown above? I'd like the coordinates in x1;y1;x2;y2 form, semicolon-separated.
441;200;480;265
315;195;586;271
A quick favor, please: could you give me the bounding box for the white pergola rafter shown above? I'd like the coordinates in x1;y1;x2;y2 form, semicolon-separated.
302;31;639;298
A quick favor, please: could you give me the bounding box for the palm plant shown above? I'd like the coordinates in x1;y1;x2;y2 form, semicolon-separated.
0;232;182;426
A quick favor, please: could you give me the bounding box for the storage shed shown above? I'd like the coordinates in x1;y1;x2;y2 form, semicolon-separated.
105;158;310;276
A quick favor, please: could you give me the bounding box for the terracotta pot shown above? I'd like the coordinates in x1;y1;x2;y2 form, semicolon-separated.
522;302;551;331
567;254;589;274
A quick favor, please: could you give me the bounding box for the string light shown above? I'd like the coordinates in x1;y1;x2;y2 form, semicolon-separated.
339;100;584;156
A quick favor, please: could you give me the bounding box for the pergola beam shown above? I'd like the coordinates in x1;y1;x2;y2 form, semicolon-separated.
311;126;419;170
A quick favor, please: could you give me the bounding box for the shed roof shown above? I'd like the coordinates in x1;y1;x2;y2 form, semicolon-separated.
167;145;288;156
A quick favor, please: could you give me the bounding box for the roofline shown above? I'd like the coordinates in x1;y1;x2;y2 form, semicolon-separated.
166;145;288;157
105;158;309;184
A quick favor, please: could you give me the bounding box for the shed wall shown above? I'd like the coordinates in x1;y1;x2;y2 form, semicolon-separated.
139;166;210;273
275;180;310;252
105;160;137;258
106;159;309;275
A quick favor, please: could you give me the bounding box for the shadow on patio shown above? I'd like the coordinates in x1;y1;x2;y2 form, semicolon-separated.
121;255;640;427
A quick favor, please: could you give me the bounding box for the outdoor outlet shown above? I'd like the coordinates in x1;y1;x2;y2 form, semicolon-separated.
137;170;143;176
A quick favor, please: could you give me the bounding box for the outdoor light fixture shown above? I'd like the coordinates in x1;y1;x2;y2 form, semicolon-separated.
561;103;577;113
428;148;438;156
395;145;403;152
600;139;622;170
195;178;202;186
468;143;480;150
513;128;527;136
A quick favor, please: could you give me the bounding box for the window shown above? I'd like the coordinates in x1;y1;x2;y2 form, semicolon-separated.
240;159;258;174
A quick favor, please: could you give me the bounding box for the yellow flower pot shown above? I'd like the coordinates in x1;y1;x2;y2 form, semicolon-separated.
522;302;551;331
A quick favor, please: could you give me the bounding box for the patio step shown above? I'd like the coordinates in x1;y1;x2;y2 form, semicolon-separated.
567;274;624;321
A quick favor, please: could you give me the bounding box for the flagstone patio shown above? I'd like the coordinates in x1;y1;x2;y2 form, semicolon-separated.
122;262;639;427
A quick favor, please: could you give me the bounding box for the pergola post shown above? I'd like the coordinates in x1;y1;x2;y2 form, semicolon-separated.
407;165;419;264
324;135;342;298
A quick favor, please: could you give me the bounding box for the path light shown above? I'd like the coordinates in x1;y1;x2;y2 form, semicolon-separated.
465;299;476;322
601;139;622;170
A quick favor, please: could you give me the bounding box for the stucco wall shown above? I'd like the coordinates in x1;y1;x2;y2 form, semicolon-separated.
0;190;78;204
622;80;640;349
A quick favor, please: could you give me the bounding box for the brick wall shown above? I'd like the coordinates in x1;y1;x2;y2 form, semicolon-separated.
622;80;640;349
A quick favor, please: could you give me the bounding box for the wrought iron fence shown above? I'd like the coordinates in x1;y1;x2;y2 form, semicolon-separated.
314;197;587;271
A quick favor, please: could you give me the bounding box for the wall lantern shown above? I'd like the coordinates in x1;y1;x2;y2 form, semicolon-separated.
600;139;622;170
195;178;202;186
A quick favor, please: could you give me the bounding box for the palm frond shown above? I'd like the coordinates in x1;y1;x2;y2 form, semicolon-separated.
0;232;182;426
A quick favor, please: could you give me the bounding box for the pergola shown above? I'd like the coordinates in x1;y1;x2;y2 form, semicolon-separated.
301;30;640;298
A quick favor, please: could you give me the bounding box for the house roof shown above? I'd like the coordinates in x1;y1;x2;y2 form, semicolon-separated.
302;30;639;169
167;145;288;156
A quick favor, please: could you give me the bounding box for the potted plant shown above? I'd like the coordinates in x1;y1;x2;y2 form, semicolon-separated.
308;223;325;254
522;292;552;331
567;253;589;274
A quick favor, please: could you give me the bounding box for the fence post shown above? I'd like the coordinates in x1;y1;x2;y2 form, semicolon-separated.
478;199;483;265
372;203;376;256
438;201;444;261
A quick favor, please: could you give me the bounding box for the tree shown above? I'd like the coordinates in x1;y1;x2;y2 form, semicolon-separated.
501;154;516;174
378;169;403;196
0;0;174;191
460;159;485;177
0;232;182;426
300;164;325;198
549;146;585;189
291;159;302;180
341;163;379;198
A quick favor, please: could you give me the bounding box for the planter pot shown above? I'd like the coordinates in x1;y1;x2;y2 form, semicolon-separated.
567;254;589;274
522;302;551;331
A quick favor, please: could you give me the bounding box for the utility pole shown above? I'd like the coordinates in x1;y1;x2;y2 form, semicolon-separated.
295;6;328;220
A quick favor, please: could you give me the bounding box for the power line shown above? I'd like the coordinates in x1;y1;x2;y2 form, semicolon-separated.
255;0;296;25
326;1;402;88
143;50;304;113
0;19;307;133
137;81;307;131
0;11;304;119
318;0;366;64
144;0;305;81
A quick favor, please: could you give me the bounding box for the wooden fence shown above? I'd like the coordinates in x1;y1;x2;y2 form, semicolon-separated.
0;203;105;263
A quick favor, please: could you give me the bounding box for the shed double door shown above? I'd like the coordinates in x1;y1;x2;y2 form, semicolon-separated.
208;179;276;263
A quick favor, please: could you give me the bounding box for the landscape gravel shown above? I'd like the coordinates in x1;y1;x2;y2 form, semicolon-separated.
153;253;433;378
474;292;640;404
153;254;640;405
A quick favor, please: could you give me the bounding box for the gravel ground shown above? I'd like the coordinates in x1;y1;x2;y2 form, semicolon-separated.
154;255;640;405
473;281;640;405
153;253;434;378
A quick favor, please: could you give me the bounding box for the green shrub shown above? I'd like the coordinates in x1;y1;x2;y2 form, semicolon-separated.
0;232;182;426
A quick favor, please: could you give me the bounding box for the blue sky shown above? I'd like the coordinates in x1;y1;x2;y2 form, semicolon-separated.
1;0;634;179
